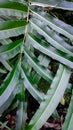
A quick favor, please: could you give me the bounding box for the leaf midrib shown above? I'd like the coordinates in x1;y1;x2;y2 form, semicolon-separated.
0;39;23;54
30;20;73;56
24;48;53;82
31;10;73;38
29;65;65;129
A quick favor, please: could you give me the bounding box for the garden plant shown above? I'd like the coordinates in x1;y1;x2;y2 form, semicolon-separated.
0;0;73;130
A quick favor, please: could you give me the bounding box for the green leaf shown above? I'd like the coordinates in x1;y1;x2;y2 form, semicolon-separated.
31;10;73;41
62;90;73;130
15;82;27;130
0;90;16;114
21;66;44;103
0;39;12;45
16;101;27;130
30;19;73;55
0;38;23;60
30;72;41;85
38;54;50;68
0;1;28;17
30;0;73;10
0;121;11;130
0;67;7;74
28;34;73;68
24;47;53;83
26;65;71;130
0;20;27;39
0;57;21;107
0;59;12;71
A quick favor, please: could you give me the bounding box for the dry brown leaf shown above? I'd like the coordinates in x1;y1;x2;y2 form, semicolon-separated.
44;122;61;130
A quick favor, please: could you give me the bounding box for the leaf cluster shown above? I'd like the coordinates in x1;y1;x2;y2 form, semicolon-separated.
0;0;73;130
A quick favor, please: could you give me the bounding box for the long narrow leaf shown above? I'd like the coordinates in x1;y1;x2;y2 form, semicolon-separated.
30;19;73;55
16;101;27;130
0;59;12;71
0;57;21;107
21;66;44;103
38;54;50;68
30;0;73;10
31;10;73;41
62;90;73;130
24;47;53;83
0;90;16;114
0;39;12;45
0;20;27;39
0;1;28;17
26;65;71;130
28;34;73;68
15;82;27;130
0;38;23;60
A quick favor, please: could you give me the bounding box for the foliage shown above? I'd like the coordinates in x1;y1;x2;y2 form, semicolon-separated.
0;0;73;130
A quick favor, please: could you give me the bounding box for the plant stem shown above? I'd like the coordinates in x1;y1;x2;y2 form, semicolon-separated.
0;121;12;130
